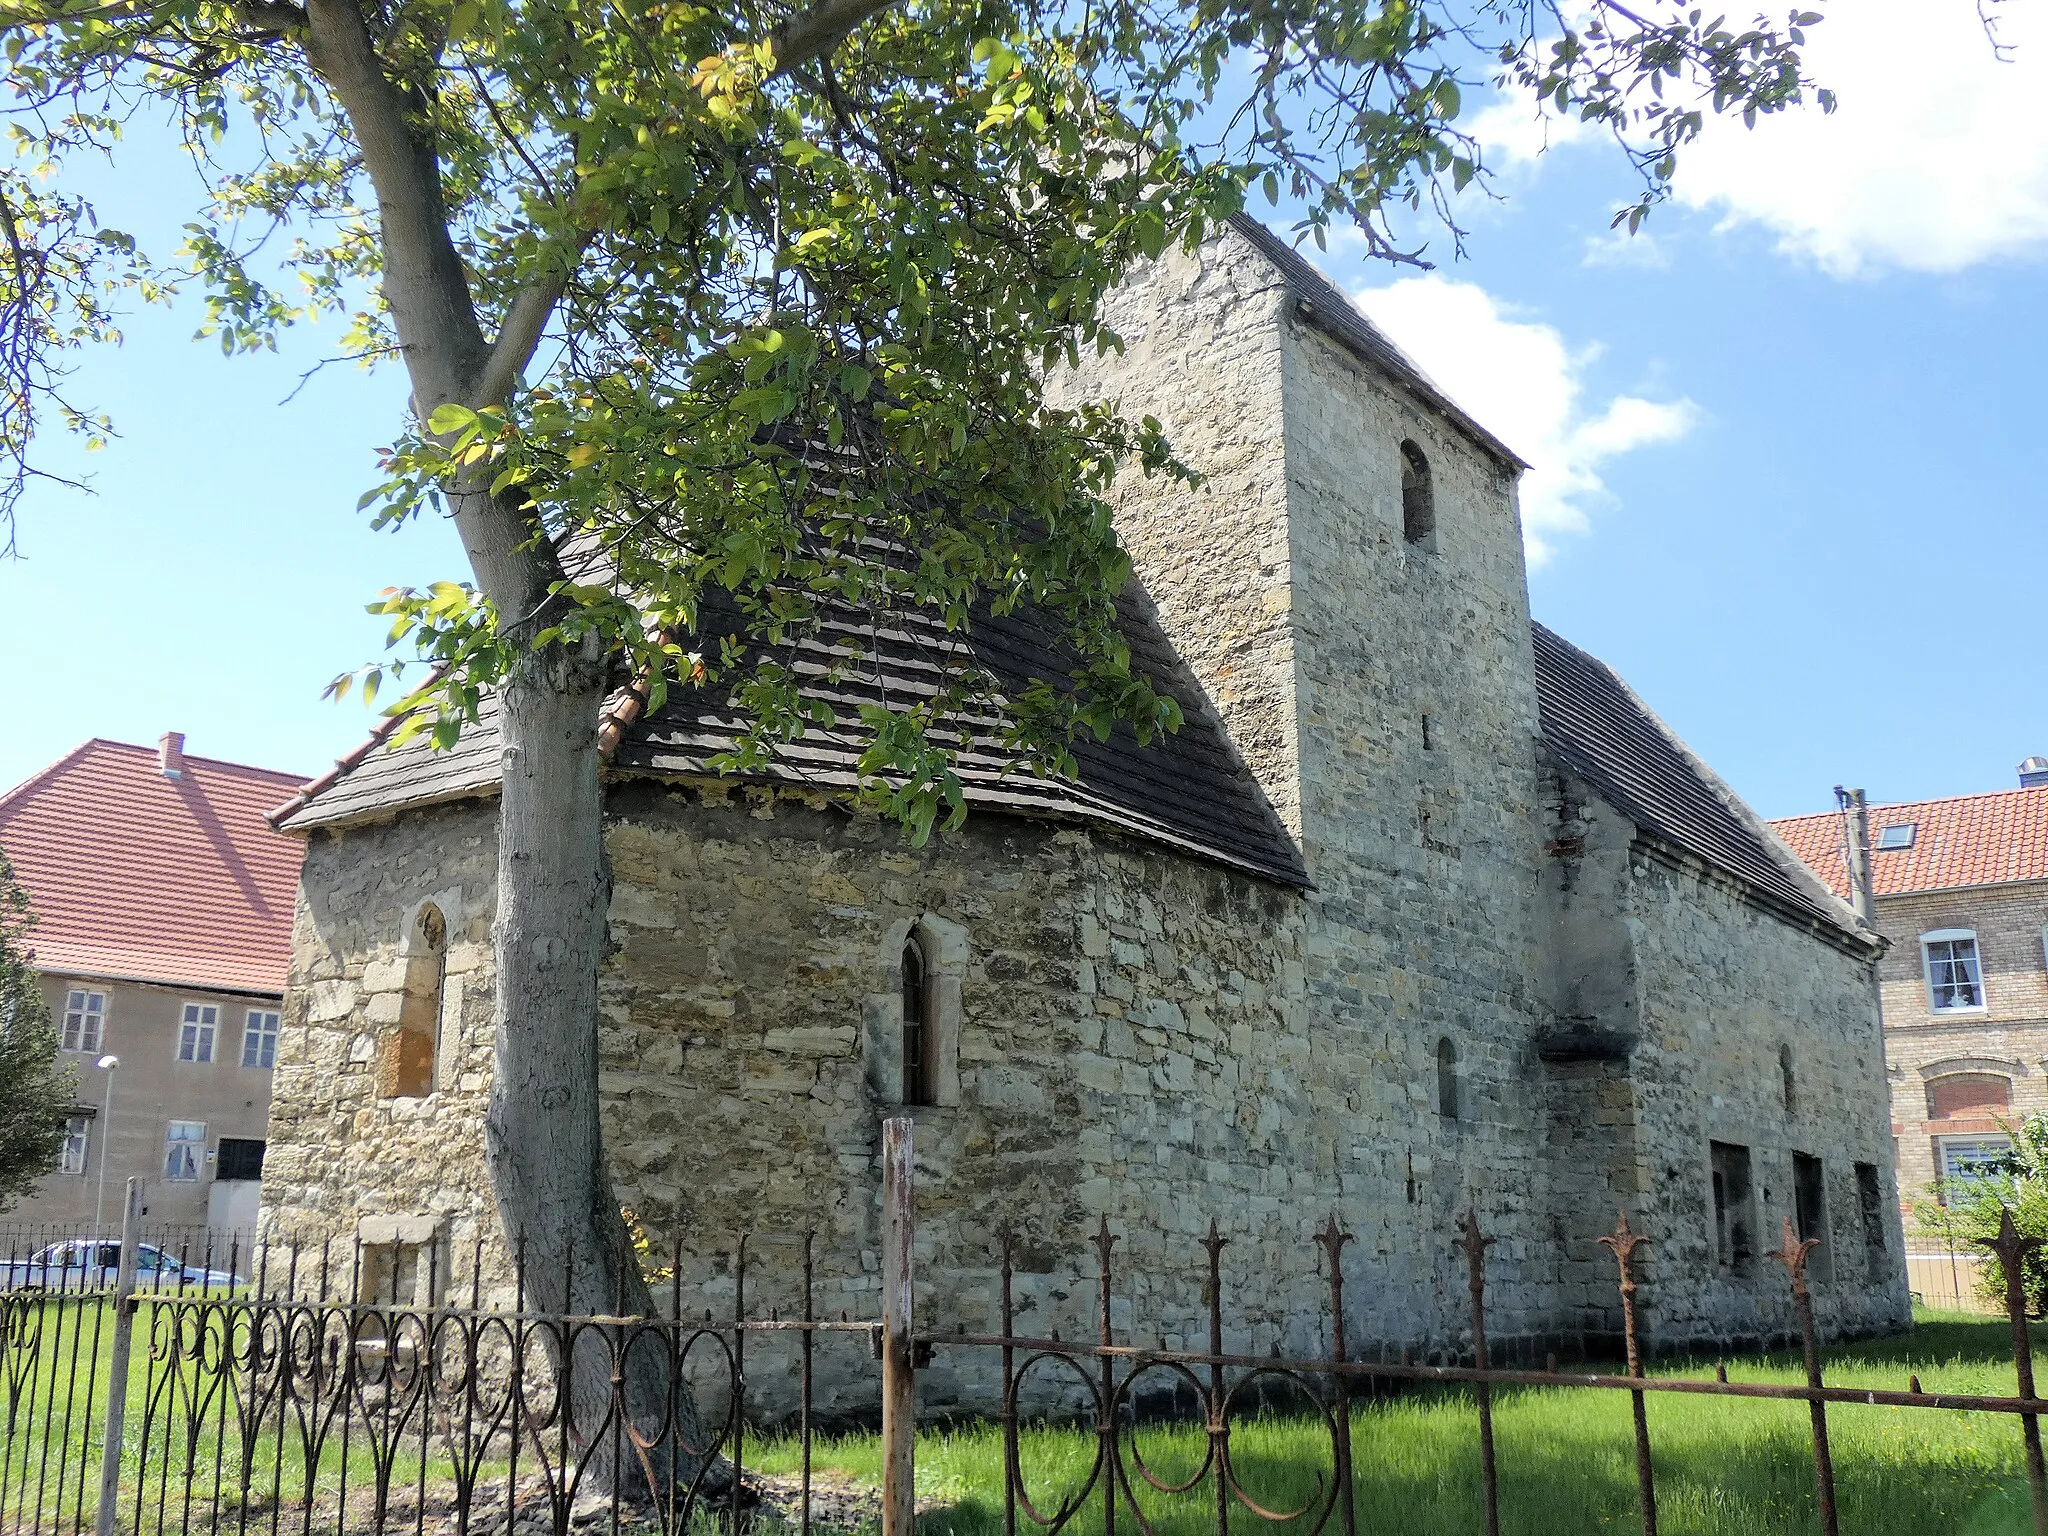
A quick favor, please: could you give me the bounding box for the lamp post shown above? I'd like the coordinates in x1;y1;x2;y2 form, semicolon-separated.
92;1054;119;1240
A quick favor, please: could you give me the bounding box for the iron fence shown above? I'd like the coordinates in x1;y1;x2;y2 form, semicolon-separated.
6;1123;2048;1536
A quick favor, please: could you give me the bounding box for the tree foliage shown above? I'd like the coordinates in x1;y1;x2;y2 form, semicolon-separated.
0;854;72;1214
0;0;1832;821
1917;1116;2048;1315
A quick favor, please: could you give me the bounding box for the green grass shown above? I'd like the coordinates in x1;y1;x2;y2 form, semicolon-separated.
12;1303;2048;1534
744;1309;2048;1536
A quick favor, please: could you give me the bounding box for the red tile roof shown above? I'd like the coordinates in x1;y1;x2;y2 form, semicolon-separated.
0;739;309;994
1769;786;2048;900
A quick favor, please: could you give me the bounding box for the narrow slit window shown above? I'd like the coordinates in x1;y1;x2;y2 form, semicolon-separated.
1436;1036;1460;1122
1855;1162;1887;1254
1780;1045;1797;1114
902;937;933;1107
1400;440;1436;546
1710;1141;1756;1276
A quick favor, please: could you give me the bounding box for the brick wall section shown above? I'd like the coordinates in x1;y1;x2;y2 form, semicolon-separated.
1871;882;2048;1229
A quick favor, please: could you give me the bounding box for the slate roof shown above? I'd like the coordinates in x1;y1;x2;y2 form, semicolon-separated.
274;583;1312;889
0;740;309;994
1224;216;1528;471
1770;788;2048;899
1530;622;1864;943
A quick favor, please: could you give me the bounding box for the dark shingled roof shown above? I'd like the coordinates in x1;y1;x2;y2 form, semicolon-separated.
276;582;1310;889
1531;621;1863;942
1224;216;1529;472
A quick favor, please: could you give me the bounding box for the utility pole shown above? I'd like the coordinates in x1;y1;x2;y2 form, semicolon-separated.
92;1054;120;1241
1835;786;1875;924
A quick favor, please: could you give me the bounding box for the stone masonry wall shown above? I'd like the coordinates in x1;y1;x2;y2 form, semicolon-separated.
265;224;1909;1422
1622;843;1909;1348
1056;226;1568;1351
271;787;1425;1421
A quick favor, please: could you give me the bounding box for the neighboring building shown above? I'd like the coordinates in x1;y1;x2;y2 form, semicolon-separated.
261;219;1907;1404
0;735;306;1236
1773;767;2048;1303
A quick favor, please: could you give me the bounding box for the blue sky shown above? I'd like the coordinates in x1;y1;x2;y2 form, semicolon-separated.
4;0;2044;820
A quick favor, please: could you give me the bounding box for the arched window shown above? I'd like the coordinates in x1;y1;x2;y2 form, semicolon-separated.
1780;1044;1797;1113
1400;440;1436;546
381;903;446;1099
901;935;933;1107
1436;1036;1460;1122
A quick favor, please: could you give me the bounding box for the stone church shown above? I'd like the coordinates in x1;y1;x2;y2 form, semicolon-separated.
260;218;1909;1402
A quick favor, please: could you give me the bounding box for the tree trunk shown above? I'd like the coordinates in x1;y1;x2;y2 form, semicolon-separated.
295;1;712;1490
482;629;717;1497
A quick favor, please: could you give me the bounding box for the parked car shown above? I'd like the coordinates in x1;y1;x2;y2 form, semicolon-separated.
0;1239;244;1293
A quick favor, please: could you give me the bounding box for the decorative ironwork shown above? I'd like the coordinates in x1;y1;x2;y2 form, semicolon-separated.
10;1196;2048;1536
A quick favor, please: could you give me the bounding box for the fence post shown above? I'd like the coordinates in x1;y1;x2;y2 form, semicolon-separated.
1984;1207;2048;1536
95;1177;144;1536
881;1117;916;1536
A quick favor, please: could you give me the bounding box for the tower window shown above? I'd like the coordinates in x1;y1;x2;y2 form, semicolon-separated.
1436;1036;1460;1122
901;936;933;1107
1400;440;1436;547
1780;1045;1797;1113
381;903;447;1098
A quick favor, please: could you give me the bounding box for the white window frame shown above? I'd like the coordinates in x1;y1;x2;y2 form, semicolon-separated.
1937;1134;2013;1190
241;1009;280;1069
1922;929;1987;1014
163;1120;205;1182
177;1002;219;1063
57;1113;90;1175
60;990;107;1053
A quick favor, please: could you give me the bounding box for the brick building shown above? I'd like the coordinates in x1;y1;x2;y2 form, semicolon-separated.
0;735;306;1235
260;220;1908;1402
1774;768;2048;1302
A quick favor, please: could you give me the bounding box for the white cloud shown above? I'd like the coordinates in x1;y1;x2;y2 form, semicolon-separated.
1466;0;2048;275
1350;278;1697;563
1465;96;1596;167
1673;0;2048;274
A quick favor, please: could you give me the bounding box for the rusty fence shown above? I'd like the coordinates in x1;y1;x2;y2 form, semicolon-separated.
6;1122;2048;1536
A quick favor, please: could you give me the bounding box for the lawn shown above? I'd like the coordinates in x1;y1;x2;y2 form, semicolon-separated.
746;1309;2048;1536
7;1303;2047;1534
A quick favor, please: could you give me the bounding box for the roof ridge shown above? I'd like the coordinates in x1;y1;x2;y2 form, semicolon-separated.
1769;783;2048;825
1222;215;1529;471
0;739;99;816
1531;620;1870;946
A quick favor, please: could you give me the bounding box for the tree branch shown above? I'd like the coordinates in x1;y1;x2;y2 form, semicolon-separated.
301;0;488;407
475;268;567;406
766;0;902;79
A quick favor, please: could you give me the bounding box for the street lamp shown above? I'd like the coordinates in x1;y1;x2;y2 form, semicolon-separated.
92;1054;119;1240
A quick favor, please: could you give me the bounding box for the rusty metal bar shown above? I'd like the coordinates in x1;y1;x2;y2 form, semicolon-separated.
1094;1218;1117;1536
1772;1218;1838;1536
1206;1220;1229;1536
1600;1213;1657;1536
802;1230;816;1536
1314;1216;1356;1536
1461;1211;1500;1536
999;1224;1017;1536
881;1117;916;1536
1984;1208;2048;1536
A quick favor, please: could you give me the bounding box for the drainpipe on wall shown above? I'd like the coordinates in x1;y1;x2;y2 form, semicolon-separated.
1835;785;1875;925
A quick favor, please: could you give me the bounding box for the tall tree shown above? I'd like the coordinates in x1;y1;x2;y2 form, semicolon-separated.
0;855;72;1214
0;0;1828;1482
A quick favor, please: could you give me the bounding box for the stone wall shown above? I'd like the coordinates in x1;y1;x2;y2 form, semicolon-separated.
264;224;1910;1422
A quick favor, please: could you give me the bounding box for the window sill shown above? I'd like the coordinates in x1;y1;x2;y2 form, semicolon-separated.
1928;1006;1989;1017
